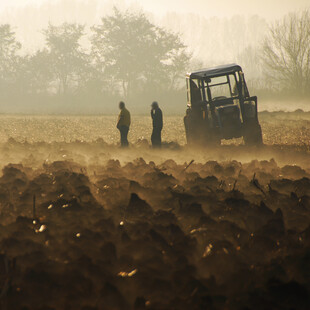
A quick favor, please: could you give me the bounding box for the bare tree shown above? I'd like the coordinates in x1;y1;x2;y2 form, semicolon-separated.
262;10;310;95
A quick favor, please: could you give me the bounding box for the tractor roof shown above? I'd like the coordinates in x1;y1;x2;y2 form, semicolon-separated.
188;64;242;79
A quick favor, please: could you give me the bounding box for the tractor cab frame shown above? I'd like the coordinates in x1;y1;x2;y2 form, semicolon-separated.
184;64;262;145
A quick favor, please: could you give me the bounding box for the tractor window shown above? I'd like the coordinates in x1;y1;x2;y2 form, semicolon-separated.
229;75;239;97
207;75;234;100
239;72;250;98
186;79;190;105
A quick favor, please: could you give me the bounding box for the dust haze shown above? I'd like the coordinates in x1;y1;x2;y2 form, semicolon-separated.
0;111;310;309
0;1;310;310
0;0;309;113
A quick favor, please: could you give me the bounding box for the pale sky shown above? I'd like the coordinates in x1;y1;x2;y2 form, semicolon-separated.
128;0;310;19
0;0;309;19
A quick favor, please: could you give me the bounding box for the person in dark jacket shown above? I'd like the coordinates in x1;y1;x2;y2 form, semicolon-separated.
151;101;163;148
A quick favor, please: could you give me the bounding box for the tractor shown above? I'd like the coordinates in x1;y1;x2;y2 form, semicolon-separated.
184;64;263;146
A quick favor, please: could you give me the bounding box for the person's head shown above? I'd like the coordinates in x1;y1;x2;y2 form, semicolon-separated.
151;101;159;109
119;101;125;110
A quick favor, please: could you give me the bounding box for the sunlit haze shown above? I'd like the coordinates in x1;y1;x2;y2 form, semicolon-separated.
0;0;309;19
0;0;309;113
0;0;310;309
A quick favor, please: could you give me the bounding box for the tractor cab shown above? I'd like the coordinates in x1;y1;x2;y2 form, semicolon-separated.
184;64;262;145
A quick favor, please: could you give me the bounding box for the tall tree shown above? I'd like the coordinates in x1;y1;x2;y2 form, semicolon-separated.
262;10;310;94
16;50;54;95
43;23;88;95
0;24;21;91
91;8;190;98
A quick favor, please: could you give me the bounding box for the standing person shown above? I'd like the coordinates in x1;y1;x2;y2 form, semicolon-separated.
151;101;163;148
117;101;131;147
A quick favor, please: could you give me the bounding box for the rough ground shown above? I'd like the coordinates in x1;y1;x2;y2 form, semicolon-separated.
0;111;309;310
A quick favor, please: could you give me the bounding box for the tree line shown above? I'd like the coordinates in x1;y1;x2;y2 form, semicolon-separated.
0;8;190;113
0;8;309;114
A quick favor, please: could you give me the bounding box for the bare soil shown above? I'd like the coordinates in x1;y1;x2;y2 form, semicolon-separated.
0;111;309;309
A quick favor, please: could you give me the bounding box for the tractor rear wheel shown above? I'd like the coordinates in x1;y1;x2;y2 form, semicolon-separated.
184;113;220;146
184;114;197;145
243;123;263;146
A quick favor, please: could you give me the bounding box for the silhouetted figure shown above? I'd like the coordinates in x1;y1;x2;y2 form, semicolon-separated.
151;101;163;148
117;101;131;147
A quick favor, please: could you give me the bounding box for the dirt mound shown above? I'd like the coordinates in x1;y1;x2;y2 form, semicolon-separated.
0;157;309;309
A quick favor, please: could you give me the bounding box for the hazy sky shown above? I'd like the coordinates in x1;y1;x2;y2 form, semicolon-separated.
0;0;309;19
129;0;309;19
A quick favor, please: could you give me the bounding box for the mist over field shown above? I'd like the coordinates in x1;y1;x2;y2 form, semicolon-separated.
0;0;309;114
0;1;310;310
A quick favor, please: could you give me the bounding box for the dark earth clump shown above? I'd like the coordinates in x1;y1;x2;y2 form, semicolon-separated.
0;157;309;310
